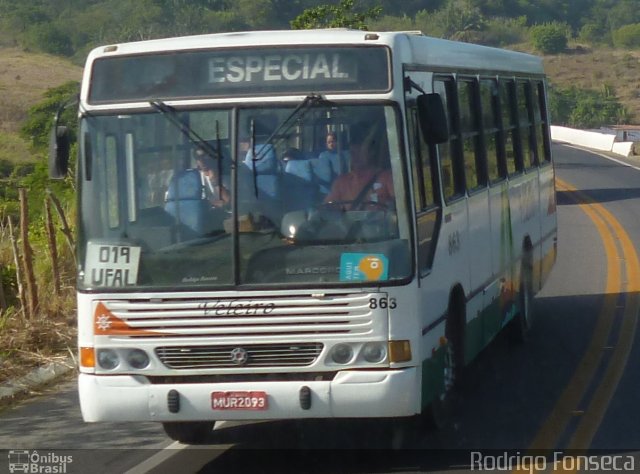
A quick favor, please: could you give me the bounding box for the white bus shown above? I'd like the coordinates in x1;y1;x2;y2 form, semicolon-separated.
50;29;557;443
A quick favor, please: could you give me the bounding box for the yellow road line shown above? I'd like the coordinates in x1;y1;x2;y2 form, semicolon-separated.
565;181;640;450
518;177;640;474
526;178;622;452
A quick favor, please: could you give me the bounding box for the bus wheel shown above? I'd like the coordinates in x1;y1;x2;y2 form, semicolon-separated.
510;253;534;343
162;421;215;444
425;295;465;430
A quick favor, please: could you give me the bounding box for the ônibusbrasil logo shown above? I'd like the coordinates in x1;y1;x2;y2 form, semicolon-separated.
8;450;73;473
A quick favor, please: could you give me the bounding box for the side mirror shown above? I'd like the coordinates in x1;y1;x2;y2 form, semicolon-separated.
417;93;449;145
49;125;70;179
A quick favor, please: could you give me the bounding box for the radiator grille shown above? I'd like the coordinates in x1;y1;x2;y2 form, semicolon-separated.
155;343;324;369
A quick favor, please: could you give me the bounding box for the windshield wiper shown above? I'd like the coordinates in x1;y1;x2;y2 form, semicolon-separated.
251;93;335;163
149;100;222;162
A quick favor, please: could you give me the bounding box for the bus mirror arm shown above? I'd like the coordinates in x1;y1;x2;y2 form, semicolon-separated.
417;93;449;145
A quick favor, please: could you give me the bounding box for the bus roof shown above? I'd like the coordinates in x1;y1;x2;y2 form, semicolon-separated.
87;29;543;76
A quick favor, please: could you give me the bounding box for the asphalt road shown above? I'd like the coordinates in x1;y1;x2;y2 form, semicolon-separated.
1;143;639;474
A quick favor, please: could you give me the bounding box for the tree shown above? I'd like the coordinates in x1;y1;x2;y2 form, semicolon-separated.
228;0;280;30
291;0;382;30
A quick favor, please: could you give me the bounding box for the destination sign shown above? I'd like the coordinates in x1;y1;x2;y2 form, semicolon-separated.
208;52;350;84
88;46;390;103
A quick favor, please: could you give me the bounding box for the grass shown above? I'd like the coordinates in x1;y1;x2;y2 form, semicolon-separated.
0;47;80;387
0;46;82;164
0;131;32;165
0;213;77;386
0;305;75;386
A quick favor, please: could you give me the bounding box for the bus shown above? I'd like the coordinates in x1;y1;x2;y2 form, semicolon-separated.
50;29;557;443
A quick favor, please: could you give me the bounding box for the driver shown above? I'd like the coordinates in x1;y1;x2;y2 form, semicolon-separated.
323;124;394;210
194;148;230;208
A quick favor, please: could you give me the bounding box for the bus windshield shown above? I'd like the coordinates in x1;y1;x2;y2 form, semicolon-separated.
77;103;412;291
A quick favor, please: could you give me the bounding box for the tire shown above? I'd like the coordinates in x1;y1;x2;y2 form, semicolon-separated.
510;253;534;343
425;294;465;430
162;421;215;444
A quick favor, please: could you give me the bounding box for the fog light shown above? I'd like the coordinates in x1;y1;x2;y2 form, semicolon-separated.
97;349;120;370
330;344;353;364
362;342;387;363
127;349;150;369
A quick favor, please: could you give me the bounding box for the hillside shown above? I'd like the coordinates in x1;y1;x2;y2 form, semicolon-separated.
0;42;638;166
544;46;640;124
0;47;82;164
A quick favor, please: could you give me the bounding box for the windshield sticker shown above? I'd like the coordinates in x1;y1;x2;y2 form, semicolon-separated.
339;253;389;282
85;243;141;287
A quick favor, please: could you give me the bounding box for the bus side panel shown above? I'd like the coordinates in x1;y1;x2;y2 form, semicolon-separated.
466;188;494;355
537;163;557;291
416;199;470;410
508;172;540;288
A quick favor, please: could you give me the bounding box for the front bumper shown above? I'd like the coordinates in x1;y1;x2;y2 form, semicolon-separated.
78;368;419;422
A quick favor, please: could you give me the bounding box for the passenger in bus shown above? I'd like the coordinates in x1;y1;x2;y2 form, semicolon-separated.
194;148;230;208
283;147;313;181
314;131;349;196
238;119;282;227
324;125;394;210
143;156;174;207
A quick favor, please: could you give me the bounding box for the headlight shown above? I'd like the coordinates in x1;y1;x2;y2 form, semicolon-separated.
97;349;120;370
126;349;150;369
330;344;354;364
362;342;387;363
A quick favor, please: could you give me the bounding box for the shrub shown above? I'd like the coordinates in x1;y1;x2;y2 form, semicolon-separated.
612;23;640;49
578;22;610;46
369;14;416;32
24;24;73;56
479;16;528;47
548;84;629;128
530;22;569;54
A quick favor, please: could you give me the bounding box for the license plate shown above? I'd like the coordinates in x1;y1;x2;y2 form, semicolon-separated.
211;391;268;410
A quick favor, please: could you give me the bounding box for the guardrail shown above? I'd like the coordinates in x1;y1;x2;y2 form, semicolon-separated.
550;125;638;157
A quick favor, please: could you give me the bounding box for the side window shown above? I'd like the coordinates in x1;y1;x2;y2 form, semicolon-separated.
499;79;521;176
517;80;537;169
480;78;505;183
434;77;464;201
533;81;551;164
458;78;485;191
407;107;437;211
